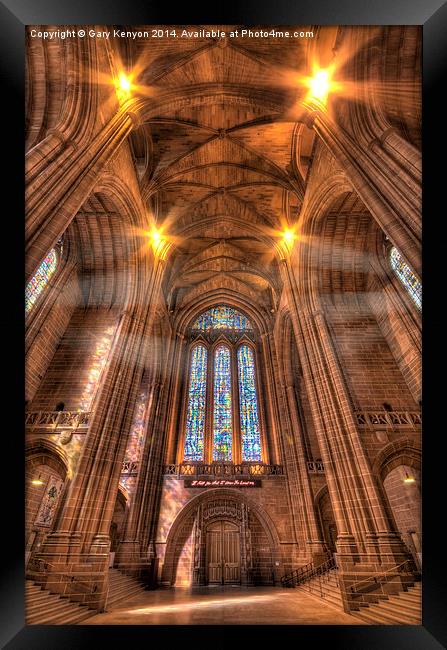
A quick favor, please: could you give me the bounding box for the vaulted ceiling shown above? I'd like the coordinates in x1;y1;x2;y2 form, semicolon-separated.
116;26;337;314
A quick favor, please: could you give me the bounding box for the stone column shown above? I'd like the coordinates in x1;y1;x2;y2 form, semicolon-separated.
36;259;165;610
117;328;180;582
26;100;140;282
283;381;328;564
114;379;163;578
281;259;411;609
304;102;420;277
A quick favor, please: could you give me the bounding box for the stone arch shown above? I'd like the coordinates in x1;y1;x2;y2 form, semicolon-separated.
294;170;384;313
372;438;421;565
373;439;421;565
25;440;70;562
373;438;421;483
314;484;338;554
25;439;69;481
161;488;282;586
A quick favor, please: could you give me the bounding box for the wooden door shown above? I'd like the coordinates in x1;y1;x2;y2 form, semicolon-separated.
206;520;240;584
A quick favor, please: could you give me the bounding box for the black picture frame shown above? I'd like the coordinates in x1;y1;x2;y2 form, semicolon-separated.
3;0;446;647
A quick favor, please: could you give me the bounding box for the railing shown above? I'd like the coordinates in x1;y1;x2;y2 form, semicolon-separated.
164;463;284;477
121;460;138;476
25;411;91;431
307;460;325;473
354;411;421;429
349;559;417;597
27;557;100;594
281;555;336;588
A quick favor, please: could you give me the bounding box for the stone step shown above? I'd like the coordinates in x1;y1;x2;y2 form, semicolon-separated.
25;579;94;625
27;604;93;626
397;589;421;604
109;585;144;600
354;606;419;626
381;595;421;615
26;596;79;617
108;575;141;587
107;584;145;607
105;570;146;610
352;584;422;625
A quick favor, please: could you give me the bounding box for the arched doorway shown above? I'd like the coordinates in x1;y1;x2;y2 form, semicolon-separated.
383;464;421;567
315;486;338;554
374;440;422;569
206;519;241;584
161;489;281;587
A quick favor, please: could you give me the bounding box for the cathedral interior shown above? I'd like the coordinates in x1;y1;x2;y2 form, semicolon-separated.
25;25;422;625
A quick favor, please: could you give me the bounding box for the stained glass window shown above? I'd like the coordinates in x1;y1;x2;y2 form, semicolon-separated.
25;248;58;314
184;345;208;461
192;306;252;331
212;345;233;461
120;389;148;494
237;345;262;462
390;247;422;310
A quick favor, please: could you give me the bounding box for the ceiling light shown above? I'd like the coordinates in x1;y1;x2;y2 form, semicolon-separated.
115;72;132;101
307;67;333;105
283;229;296;244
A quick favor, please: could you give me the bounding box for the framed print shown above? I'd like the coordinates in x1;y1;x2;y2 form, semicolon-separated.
2;0;446;647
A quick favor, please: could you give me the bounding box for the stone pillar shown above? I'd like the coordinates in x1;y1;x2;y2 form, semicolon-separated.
26;100;140;282
116;328;180;582
260;329;325;564
304;102;420;277
35;260;165;610
114;379;163;578
281;259;412;609
283;381;328;565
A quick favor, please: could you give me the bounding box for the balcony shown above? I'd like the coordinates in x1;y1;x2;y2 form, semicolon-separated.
354;410;421;429
25;411;91;433
163;462;284;478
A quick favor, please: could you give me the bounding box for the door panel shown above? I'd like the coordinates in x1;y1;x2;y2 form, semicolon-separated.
207;530;222;583
206;520;240;584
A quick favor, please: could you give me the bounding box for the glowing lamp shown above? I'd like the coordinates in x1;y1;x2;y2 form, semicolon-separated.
119;73;131;93
115;72;132;101
31;477;44;486
306;67;333;105
283;229;296;247
404;473;415;484
151;229;162;245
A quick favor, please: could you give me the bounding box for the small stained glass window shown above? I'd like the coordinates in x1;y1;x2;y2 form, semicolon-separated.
390;247;421;310
192;306;252;331
25;239;63;314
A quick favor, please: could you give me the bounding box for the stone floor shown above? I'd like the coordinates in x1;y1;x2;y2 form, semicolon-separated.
83;586;367;625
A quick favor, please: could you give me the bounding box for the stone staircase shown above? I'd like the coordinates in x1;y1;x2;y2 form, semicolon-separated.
351;582;422;625
105;568;147;610
295;568;344;611
287;564;421;625
25;580;95;625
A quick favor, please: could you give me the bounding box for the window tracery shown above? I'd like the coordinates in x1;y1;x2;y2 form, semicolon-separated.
183;306;263;464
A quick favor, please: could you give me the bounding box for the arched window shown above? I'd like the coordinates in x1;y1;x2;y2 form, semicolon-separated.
184;345;208;462
213;345;233;461
182;306;264;464
25;240;63;314
389;246;421;310
238;345;262;462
